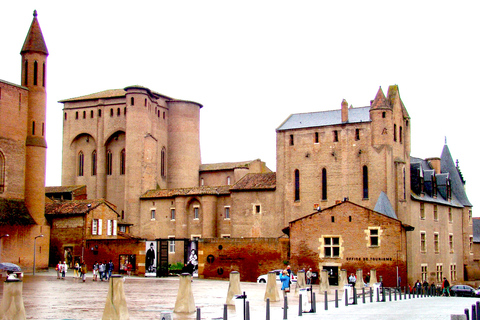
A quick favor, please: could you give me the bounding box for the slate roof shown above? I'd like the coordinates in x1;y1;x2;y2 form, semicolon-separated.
276;106;371;131
45;185;85;193
141;186;231;199
473;218;480;243
200;160;254;172
441;145;472;207
0;199;36;225
45;199;118;216
373;192;398;219
230;173;276;191
21;11;48;55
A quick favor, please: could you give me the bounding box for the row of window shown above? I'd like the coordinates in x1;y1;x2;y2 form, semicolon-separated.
66;104;167;121
421;263;457;283
294;166;369;202
419;231;469;253
200;176;232;186
420;203;455;222
148;205;263;221
322;230;380;258
23;60;46;87
91;219;117;236
77;147;166;177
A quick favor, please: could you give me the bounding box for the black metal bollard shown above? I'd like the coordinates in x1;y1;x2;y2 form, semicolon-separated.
298;293;302;316
370;287;373;303
283;296;288;320
224;304;228;320
312;292;316;313
376;287;379;302
394;287;397;301
324;291;328;310
465;308;470;320
362;287;365;304
266;298;270;320
389;288;392;301
353;287;357;305
345;288;349;306
246;301;250;320
476;301;480;320
472;304;477;320
335;289;338;308
382;287;386;302
196;307;201;320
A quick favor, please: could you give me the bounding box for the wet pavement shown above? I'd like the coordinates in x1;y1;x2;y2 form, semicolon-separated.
0;269;478;319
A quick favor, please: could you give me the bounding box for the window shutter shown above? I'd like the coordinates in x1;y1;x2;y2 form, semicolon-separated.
98;219;102;235
92;219;97;235
107;220;112;236
113;220;117;236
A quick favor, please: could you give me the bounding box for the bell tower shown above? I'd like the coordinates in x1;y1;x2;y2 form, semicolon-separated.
21;10;49;225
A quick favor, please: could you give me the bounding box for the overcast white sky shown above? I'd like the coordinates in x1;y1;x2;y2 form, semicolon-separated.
1;1;478;213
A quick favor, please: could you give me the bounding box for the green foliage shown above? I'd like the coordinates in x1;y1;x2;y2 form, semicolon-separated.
169;262;184;271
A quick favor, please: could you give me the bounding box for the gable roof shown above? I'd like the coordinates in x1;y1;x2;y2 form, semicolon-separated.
45;199;118;216
200;160;254;172
45;185;85;193
231;172;276;191
276;106;371;131
141;185;231;199
0;199;36;225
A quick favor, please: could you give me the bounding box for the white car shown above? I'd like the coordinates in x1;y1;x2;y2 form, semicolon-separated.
257;269;297;283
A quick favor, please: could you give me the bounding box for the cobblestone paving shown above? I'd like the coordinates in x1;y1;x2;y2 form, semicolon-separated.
0;270;477;319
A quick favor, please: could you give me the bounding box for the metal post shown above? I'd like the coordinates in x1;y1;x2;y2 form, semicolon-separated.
389;288;392;301
33;234;43;276
298;293;302;316
476;301;480;320
243;292;247;320
196;307;201;320
335;289;338;308
345;288;349;306
362;287;365;304
394;287;397;301
312;292;316;313
465;308;470;320
324;291;328;310
376;287;379;302
246;301;250;320
223;304;228;320
353;287;357;305
266;298;270;320
472;304;476;320
283;296;288;320
382;286;385;302
370;287;373;303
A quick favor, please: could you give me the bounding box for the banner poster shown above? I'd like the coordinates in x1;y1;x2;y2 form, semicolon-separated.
145;241;157;277
187;242;198;275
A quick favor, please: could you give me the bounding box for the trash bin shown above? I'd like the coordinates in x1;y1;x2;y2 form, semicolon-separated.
234;294;246;320
343;284;353;303
159;311;172;320
299;288;310;312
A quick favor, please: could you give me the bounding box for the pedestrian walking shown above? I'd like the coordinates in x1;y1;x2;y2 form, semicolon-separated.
306;268;312;285
61;261;68;279
280;270;291;298
107;260;114;280
80;261;87;282
56;261;62;279
442;277;450;296
99;262;106;281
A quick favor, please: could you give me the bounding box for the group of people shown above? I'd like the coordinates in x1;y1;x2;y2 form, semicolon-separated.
280;265;295;297
413;277;450;296
92;261;115;281
56;260;87;282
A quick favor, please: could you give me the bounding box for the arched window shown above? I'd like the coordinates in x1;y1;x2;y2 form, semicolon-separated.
91;150;97;176
106;150;113;175
78;151;84;176
24;60;28;85
161;147;166;177
294;169;300;201
394;124;397;142
120;149;126;175
321;168;327;200
227;176;231;185
33;61;38;86
363;165;369;199
0;151;5;193
42;62;46;87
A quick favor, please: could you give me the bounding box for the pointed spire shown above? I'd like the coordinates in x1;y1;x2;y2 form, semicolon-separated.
21;10;49;55
370;86;389;109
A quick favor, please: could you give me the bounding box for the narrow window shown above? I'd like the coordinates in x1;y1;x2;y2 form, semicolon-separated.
161;147;166;177
76;111;79;120
92;219;99;235
370;229;379;246
150;209;156;220
124;107;127;115
42;123;44;136
110;109;113;117
24;60;28;85
0;152;5;193
144;98;147;107
83;111;86;119
169;237;175;253
227;176;231;185
294;169;300;201
321;168;327;200
91;150;97;176
91;110;94;118
355;128;360;141
163;112;166;119
170;209;176;220
394;124;397;142
314;132;319;143
433;205;438;221
331;216;335;223
449;234;454;253
450;264;457;282
131;97;134;106
64;112;67;120
194;207;199;220
42;62;46;87
363;165;369;199
436;264;443;282
78;152;84;176
106;150;113;175
289;134;294;146
120;149;126;175
382;112;386;118
33;61;38;86
224;207;230;219
98;109;102;117
434;233;439;253
400;126;403;143
420;232;426;252
117;108;120;116
107;220;113;235
333;130;338;142
255;205;261;214
32;121;35;135
421;265;428;282
420;202;425;219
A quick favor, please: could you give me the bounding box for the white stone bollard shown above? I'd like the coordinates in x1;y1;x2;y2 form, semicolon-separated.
264;271;281;302
174;273;196;313
0;279;26;320
226;271;242;305
102;275;129;320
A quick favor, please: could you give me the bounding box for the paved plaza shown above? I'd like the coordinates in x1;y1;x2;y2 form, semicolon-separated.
0;269;477;319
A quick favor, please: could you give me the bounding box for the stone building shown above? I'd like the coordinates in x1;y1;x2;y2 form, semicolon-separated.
0;11;50;272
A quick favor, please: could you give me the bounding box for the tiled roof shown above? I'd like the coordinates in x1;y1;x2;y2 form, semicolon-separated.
276;106;371;131
59;89;126;103
141;186;231;199
45;185;85;193
200;160;254;172
231;173;276;191
21;11;48;55
0;199;36;225
45;199;117;216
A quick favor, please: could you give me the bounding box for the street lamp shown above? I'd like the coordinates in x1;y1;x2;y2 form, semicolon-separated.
0;234;9;262
33;235;44;276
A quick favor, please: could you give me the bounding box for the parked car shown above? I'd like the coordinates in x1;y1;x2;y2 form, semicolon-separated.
256;269;297;284
450;284;477;297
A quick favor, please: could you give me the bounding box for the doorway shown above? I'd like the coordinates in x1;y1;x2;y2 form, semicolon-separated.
322;266;339;286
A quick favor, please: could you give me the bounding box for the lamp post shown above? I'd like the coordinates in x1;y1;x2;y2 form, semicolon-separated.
33;235;44;276
0;234;9;262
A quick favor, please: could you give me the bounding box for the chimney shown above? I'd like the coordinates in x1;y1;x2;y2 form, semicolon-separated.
427;157;441;173
341;99;348;123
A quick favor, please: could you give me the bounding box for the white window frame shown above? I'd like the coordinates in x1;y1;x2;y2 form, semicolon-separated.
450;263;457;282
420;231;426;253
170;208;176;221
150;208;156;221
92;219;102;235
434;232;439;253
449;233;454;253
436;263;443;282
323;236;341;258
168;236;175;253
193;206;199;220
421;264;428;282
368;227;380;247
107;220;112;236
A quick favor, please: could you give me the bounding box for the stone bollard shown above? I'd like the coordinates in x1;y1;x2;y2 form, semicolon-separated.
369;269;377;286
0;279;26;320
264;271;281;302
339;269;348;288
174;273;196;313
226;271;242;305
296;270;306;293
355;269;365;289
102;275;129;320
319;270;329;294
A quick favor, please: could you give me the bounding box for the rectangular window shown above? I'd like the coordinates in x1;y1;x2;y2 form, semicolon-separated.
470;236;473;253
450;264;457;282
355;128;360;141
449;234;454;253
448;207;452;223
92;219;102;235
324;236;340;258
168;236;175;253
434;233;439;253
333;130;338;142
420;232;426;253
469;210;473;225
151;209;156;220
421;265;428;282
107;220;112;235
170;208;175;220
314;132;319;143
255;205;261;214
420;203;425;219
433;205;438;221
194;207;199;220
370;228;379;246
289;134;294;146
224;207;230;219
436;264;443;282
